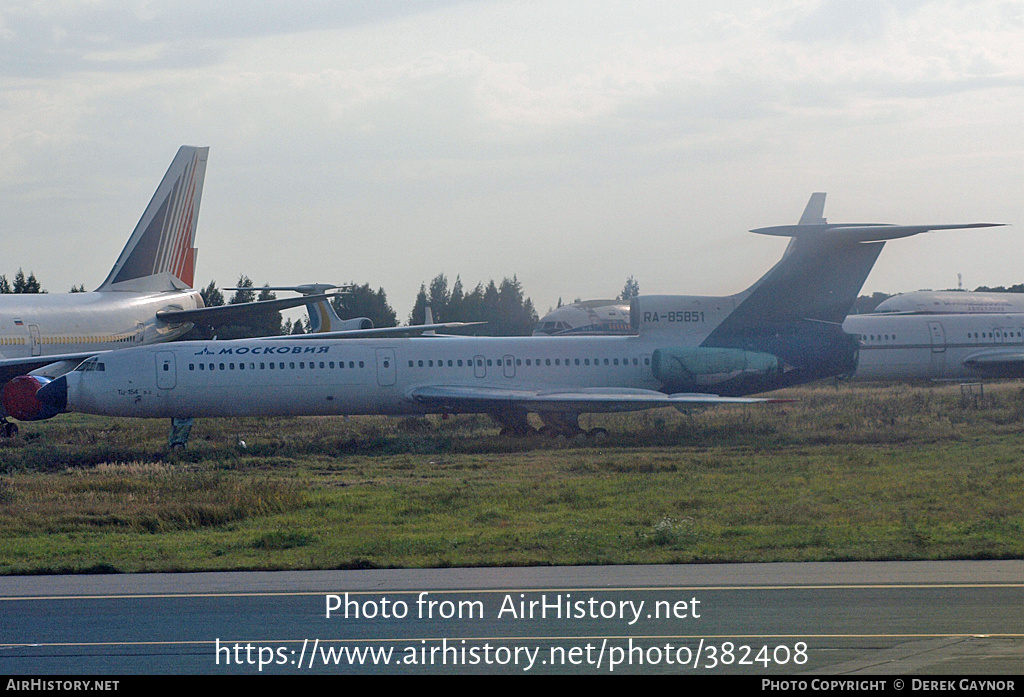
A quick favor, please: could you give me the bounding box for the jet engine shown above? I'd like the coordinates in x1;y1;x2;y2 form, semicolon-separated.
337;317;373;331
651;347;781;392
2;376;63;421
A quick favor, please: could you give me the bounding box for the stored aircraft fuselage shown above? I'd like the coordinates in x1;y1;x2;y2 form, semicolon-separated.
52;328;849;420
845;312;1024;380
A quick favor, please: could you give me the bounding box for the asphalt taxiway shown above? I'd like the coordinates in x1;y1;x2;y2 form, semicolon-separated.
1;560;1022;674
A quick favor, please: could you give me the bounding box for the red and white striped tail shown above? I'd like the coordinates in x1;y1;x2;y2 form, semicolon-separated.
97;146;208;290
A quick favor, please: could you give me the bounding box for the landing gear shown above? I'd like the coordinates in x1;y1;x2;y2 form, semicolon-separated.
490;406;537;436
2;420;18;438
538;411;584;438
168;417;194;450
490;408;609;441
538;413;609;441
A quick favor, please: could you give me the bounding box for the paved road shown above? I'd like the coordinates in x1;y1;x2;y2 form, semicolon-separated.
1;561;1022;674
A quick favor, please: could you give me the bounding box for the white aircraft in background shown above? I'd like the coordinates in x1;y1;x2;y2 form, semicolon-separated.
0;146;343;436
32;193;1001;443
846;311;1024;380
871;290;1024;315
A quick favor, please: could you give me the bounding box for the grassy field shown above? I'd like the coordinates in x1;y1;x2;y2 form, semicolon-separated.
1;380;1022;574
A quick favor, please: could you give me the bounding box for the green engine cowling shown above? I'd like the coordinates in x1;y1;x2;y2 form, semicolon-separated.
652;347;781;391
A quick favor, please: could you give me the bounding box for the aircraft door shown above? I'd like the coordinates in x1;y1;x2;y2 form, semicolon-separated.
376;348;397;386
503;354;515;378
927;321;945;377
156;351;176;389
474;355;486;378
28;325;41;356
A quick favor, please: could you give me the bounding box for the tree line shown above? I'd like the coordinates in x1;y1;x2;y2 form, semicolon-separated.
190;274;543;339
14;265;1024;327
409;274;538;336
0;270;46;294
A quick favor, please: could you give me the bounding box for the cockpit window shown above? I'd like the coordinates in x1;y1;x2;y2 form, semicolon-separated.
75;358;105;372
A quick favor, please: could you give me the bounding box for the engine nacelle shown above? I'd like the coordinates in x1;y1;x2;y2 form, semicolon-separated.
2;375;62;421
652;346;781;391
337;317;373;331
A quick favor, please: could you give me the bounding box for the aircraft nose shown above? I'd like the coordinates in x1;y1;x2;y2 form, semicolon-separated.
37;375;68;413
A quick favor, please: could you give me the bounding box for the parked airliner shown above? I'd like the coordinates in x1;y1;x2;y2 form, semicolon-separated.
31;193;1001;441
0;146;338;435
872;290;1024;315
846;313;1024;380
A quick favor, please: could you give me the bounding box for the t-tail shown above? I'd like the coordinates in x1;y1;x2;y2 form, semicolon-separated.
713;193;1002;334
633;193;1003;394
254;284;374;332
96;146;209;291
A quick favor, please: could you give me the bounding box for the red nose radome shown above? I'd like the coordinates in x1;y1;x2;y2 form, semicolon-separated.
2;375;62;421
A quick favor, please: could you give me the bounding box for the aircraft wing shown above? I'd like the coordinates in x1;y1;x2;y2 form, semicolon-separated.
156;293;335;324
409;385;782;414
263;322;486;340
963;350;1024;377
0;352;100;384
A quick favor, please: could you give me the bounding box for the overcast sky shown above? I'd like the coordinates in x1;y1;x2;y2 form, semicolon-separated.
3;0;1022;321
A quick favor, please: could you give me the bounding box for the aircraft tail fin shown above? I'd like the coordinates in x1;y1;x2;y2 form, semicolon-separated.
307;294;347;332
97;146;208;291
798;192;827;225
705;194;1002;339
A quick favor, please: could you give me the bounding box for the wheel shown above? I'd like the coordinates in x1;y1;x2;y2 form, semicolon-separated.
3;422;18;438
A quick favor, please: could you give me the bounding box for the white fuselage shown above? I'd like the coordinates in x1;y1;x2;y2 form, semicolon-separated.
0;287;202;361
843;313;1024;380
65;335;661;418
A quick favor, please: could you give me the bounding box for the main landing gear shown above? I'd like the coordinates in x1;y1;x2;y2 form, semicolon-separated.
1;419;18;438
168;417;194;450
538;412;607;441
489;407;608;440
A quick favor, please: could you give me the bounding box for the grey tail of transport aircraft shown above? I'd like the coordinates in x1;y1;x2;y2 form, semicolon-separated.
714;192;1003;332
633;193;1003;394
705;193;1002;387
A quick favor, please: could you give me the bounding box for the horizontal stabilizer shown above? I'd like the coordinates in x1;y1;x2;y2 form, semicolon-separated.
225;283;354;296
751;222;1003;241
157;293;335;324
261;322;486;340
